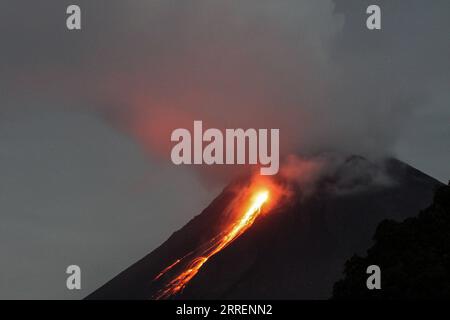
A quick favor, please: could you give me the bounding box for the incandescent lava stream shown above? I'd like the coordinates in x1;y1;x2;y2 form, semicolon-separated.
153;189;270;299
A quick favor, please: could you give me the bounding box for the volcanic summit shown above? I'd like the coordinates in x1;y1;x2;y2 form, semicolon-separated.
87;156;442;299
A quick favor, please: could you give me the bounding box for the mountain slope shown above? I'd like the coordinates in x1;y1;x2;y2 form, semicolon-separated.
86;157;443;299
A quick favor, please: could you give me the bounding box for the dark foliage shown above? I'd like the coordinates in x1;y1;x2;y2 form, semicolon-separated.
333;184;450;299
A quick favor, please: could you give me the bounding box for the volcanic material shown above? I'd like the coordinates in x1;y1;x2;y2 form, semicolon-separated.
153;189;270;299
86;156;443;300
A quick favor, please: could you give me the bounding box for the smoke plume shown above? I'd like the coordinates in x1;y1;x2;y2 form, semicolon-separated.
2;0;450;182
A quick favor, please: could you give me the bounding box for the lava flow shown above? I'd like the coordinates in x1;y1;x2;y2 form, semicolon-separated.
153;189;270;299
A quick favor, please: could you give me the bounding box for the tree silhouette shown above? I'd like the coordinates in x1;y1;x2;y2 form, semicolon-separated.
333;184;450;299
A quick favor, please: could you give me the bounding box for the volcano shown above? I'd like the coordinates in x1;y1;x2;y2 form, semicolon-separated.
86;156;443;300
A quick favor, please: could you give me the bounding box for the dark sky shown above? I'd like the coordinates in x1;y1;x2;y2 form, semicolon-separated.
0;1;449;298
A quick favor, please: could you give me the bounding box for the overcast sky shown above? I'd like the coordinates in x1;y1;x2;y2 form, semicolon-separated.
0;0;449;299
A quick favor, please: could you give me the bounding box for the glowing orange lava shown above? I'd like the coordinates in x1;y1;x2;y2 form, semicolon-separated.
153;190;270;299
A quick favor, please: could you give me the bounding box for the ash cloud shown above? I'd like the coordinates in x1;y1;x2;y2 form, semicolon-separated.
280;154;395;201
2;0;450;177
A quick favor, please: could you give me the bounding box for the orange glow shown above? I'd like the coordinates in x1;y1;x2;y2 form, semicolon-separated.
153;188;271;299
153;259;181;281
